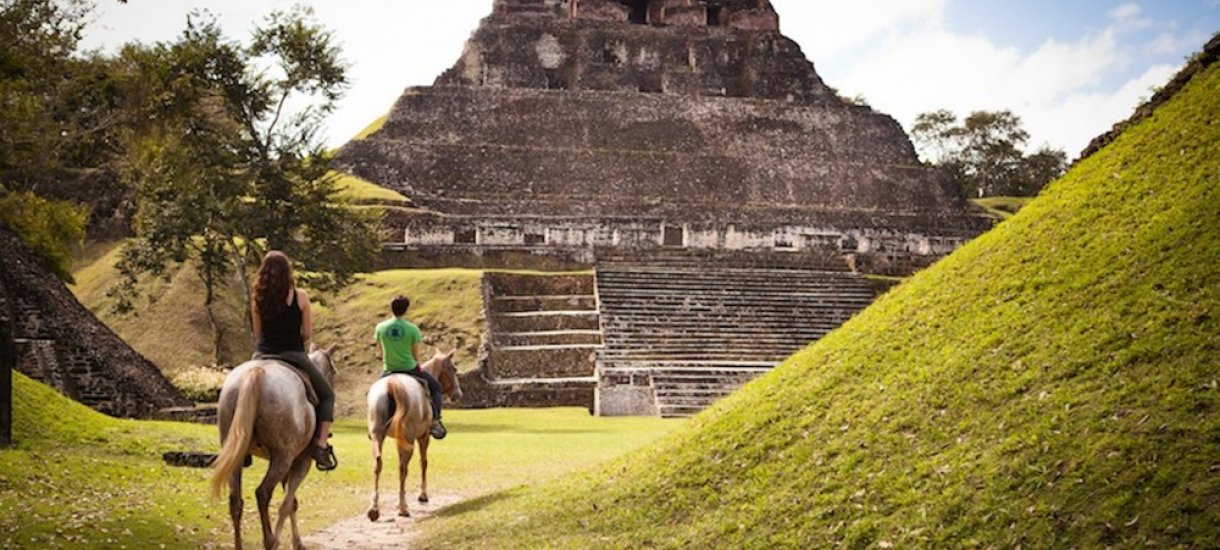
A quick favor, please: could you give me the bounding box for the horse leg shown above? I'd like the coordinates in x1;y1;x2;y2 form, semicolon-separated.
397;442;415;517
368;433;386;521
418;435;430;504
229;469;244;550
276;455;311;550
256;454;293;550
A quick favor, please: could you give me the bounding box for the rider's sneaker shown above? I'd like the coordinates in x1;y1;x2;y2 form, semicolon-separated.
430;419;447;440
312;444;338;471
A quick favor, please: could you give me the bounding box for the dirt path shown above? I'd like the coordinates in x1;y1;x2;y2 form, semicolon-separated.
302;492;464;549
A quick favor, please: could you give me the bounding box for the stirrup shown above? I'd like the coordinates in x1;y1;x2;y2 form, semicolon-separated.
430;420;447;440
312;444;338;471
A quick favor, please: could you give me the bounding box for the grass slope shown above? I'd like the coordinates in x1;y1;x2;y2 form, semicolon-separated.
418;55;1220;548
971;196;1033;220
1;372;682;547
332;170;410;205
71;248;484;414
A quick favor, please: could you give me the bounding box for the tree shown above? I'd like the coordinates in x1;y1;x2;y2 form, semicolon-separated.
110;8;380;363
911;109;1067;197
1;293;12;447
0;0;118;280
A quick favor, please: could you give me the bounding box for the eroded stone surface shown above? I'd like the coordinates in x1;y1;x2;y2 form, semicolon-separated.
0;227;189;417
335;1;988;276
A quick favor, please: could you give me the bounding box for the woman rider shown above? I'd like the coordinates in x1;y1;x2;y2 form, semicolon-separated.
250;251;337;471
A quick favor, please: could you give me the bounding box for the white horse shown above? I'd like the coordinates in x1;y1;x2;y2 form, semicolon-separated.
210;345;338;550
366;351;462;521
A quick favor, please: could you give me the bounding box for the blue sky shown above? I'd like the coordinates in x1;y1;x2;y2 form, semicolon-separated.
82;1;1218;158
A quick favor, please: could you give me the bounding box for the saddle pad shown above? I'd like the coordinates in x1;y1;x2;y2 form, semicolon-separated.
255;354;320;407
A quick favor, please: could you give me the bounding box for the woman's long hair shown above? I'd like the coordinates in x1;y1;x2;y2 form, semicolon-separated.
253;251;295;322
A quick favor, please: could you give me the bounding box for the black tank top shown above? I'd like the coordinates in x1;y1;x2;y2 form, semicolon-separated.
256;290;304;354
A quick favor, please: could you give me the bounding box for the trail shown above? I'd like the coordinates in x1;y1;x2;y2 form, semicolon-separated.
302;492;464;549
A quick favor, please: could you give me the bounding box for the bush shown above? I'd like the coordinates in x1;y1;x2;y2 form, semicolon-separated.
0;190;89;282
170;366;228;403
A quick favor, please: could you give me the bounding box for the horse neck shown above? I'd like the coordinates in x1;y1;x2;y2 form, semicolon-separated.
421;357;449;388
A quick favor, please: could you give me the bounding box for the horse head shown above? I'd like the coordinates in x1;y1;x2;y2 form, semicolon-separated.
433;350;463;403
309;343;339;386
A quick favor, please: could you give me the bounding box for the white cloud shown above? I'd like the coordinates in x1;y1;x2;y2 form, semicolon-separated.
1108;2;1142;23
774;0;948;58
1026;63;1176;155
790;0;1183;157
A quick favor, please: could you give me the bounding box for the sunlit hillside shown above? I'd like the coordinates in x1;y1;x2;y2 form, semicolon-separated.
71;246;484;415
417;45;1220;549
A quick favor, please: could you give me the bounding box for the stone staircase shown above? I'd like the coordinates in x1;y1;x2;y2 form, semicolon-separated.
459;272;601;408
594;251;875;417
650;366;771;418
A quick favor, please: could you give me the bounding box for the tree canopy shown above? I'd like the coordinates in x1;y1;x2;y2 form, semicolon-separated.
911;109;1067;198
108;8;380;361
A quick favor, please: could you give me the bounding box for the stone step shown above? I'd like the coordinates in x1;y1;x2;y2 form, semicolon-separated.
600;313;860;323
496;343;603;352
491;295;598;313
496;330;604;347
596;268;864;279
596;280;873;293
653;385;741;395
490;376;598;386
598;292;875;301
494;310;601;318
493;313;602;332
486;346;597;379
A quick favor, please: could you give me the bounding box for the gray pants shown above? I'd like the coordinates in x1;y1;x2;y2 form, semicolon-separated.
253;350;335;423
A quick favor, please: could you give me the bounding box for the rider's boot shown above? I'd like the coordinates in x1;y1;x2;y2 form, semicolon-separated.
430;418;447;440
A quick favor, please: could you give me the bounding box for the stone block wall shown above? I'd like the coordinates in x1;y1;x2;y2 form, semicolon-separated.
0;227;188;417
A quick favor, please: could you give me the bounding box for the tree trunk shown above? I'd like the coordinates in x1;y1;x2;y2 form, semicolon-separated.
0;303;13;447
203;272;223;366
229;240;254;332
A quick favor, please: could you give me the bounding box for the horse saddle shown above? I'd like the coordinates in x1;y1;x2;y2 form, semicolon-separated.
255;353;320;407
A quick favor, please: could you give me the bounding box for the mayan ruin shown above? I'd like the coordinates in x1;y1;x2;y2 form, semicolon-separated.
335;0;991;415
0;227;188;418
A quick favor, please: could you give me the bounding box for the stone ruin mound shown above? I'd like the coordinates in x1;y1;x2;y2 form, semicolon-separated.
0;227;189;418
336;1;994;414
336;0;990;276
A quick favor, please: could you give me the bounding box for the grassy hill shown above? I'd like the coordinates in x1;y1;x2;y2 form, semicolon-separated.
70;246;484;415
416;48;1220;548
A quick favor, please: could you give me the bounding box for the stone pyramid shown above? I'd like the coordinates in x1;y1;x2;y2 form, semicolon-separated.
335;0;989;275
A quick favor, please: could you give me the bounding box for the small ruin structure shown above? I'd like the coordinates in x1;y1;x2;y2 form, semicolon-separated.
0;227;189;418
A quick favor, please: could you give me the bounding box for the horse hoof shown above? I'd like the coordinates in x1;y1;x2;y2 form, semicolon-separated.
398;510;410;518
419;495;429;504
367;509;380;522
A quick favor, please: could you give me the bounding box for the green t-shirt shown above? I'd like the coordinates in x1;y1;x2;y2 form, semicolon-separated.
374;317;422;372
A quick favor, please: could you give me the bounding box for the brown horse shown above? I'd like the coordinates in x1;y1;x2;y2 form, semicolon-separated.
210;345;338;550
366;350;462;521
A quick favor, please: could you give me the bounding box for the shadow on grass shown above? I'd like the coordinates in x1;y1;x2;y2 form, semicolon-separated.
432;490;520;517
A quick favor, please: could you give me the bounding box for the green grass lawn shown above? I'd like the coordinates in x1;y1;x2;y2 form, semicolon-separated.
0;372;682;548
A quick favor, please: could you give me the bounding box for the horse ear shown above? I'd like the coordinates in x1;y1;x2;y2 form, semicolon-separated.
446;349;456;359
326;343;339;356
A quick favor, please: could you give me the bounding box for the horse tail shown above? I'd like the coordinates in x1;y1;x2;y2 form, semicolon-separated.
210;366;263;499
386;376;412;450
